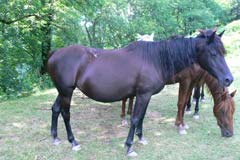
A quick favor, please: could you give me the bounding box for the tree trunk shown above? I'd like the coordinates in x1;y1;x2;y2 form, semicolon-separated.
40;12;53;75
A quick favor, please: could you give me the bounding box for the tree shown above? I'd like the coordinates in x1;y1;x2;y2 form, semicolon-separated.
231;0;240;20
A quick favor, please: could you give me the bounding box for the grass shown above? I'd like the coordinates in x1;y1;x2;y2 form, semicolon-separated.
0;56;240;160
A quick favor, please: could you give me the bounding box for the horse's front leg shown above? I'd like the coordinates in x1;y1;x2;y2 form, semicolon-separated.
125;93;152;157
135;107;148;145
175;81;192;134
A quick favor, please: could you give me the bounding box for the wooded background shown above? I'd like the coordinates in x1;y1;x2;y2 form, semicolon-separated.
0;0;239;99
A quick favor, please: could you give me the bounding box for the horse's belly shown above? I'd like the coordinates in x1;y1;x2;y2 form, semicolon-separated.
81;80;134;102
78;68;137;102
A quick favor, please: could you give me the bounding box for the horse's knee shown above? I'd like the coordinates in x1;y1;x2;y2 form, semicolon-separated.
61;108;70;120
177;102;185;108
131;117;139;127
52;105;60;113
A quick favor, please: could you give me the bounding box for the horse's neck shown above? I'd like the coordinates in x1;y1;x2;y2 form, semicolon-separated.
205;74;225;104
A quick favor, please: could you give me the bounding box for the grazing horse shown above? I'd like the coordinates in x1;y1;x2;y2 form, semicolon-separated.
47;29;233;156
167;64;236;136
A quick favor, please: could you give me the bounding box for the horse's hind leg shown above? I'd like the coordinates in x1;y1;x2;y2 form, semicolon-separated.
185;94;192;115
200;84;205;101
193;86;200;120
59;91;81;151
51;95;61;145
121;98;128;126
127;97;134;115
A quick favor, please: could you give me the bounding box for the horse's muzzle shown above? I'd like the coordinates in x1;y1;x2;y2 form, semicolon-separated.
221;129;233;137
224;76;233;87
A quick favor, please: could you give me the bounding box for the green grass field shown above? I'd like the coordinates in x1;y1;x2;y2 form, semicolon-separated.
0;56;240;160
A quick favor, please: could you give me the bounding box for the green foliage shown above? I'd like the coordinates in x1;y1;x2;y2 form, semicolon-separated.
0;0;238;99
223;20;240;56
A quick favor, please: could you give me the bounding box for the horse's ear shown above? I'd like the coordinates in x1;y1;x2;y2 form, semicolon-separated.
218;30;225;38
207;30;216;44
213;27;218;32
230;90;237;97
198;29;205;35
222;91;228;100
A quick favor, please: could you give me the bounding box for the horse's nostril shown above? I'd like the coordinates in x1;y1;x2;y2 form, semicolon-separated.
224;130;233;137
224;78;233;86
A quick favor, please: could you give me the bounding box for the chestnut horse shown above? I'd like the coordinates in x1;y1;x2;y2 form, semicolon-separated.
167;64;236;136
48;29;233;156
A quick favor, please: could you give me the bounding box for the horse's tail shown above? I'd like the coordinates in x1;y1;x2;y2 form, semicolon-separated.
48;50;56;59
40;50;57;75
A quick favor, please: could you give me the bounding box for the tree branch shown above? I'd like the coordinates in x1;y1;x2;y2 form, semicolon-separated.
0;14;41;24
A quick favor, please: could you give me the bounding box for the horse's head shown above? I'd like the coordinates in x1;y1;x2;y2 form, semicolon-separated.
214;90;236;137
196;28;233;87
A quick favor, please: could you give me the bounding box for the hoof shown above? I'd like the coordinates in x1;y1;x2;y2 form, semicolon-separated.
201;98;206;102
121;119;128;127
127;151;138;157
179;129;187;135
138;137;148;145
185;110;192;115
72;144;81;151
184;124;189;130
193;115;199;120
178;124;187;135
52;138;61;146
192;99;196;104
126;146;138;157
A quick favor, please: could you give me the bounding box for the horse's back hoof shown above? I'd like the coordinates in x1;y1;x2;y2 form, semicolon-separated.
52;138;61;146
201;98;206;102
72;144;81;151
193;115;199;120
184;124;189;130
185;110;192;115
179;129;187;135
127;151;138;157
121;119;129;127
138;137;148;145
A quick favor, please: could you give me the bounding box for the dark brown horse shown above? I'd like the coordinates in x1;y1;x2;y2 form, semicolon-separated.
48;29;233;156
122;31;236;136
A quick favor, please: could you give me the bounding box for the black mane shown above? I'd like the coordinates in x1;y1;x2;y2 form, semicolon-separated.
125;37;198;81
